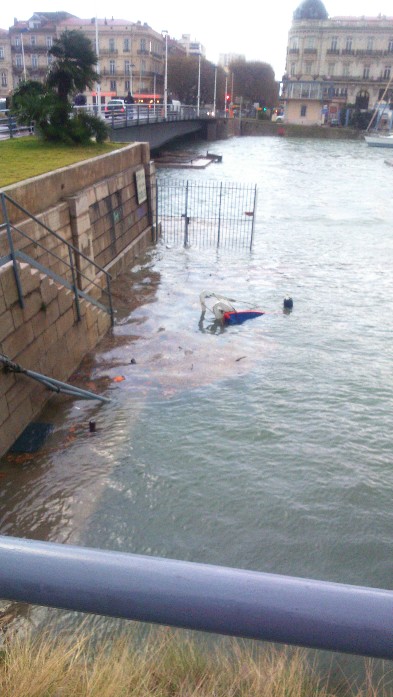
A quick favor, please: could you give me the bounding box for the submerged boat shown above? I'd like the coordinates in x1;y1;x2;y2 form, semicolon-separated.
199;291;264;325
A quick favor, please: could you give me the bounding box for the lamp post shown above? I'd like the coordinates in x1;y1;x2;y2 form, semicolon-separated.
162;30;168;119
197;52;201;116
130;63;135;95
20;32;27;82
213;64;217;116
95;17;100;114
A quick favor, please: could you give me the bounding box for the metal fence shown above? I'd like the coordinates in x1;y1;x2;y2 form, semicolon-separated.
156;180;257;250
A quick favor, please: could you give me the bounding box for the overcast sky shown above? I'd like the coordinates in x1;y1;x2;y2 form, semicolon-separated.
2;0;393;79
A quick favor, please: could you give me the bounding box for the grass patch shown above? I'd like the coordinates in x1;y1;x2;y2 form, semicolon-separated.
0;624;392;697
0;137;128;187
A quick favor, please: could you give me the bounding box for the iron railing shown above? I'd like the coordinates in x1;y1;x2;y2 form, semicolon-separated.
156;179;257;250
0;535;392;659
0;192;114;323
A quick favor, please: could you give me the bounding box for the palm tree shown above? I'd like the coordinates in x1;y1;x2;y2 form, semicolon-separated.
47;30;98;127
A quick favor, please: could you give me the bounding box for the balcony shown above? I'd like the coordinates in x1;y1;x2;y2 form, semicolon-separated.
288;48;299;54
326;49;340;55
100;48;119;56
355;49;384;57
304;48;317;54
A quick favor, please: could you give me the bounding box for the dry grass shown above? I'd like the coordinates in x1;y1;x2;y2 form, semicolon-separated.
0;136;127;187
0;624;391;697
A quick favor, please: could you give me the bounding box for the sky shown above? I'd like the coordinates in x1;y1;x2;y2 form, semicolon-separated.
2;0;393;80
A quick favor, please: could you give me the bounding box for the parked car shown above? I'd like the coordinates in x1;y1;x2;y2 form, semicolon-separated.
104;99;126;118
275;115;285;123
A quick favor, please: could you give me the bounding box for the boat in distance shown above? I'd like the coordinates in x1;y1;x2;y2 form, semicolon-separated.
364;133;393;147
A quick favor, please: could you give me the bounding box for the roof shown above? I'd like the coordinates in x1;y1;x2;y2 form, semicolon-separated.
293;0;328;20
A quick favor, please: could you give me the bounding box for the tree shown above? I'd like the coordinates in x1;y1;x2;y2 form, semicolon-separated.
228;61;278;108
47;30;99;105
168;55;227;107
12;30;106;144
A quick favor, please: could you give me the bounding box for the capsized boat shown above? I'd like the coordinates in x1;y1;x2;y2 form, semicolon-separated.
199;291;265;325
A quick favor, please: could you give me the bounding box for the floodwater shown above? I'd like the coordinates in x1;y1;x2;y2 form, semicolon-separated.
1;135;392;675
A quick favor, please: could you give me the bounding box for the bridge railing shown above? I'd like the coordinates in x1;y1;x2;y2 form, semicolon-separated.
72;104;220;127
0;535;392;659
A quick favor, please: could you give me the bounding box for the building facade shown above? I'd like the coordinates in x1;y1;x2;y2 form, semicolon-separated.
282;0;393;125
0;29;12;98
5;12;167;104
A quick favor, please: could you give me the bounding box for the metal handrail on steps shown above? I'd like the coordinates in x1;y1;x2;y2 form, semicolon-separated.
0;192;114;324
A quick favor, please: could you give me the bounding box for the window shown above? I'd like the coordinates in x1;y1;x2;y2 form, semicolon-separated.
345;37;352;51
46;36;53;48
47;54;52;65
305;36;315;49
290;36;299;50
328;62;335;76
15;54;23;67
140;38;146;51
343;63;350;76
124;60;130;75
30;35;36;46
31;54;38;68
300;105;307;117
0;46;4;59
290;62;296;76
14;36;20;47
363;65;370;78
330;36;338;51
110;80;116;90
110;59;115;75
109;38;115;52
304;61;313;74
1;71;7;87
367;37;374;51
389;38;393;52
383;66;391;79
125;79;130;91
123;38;130;51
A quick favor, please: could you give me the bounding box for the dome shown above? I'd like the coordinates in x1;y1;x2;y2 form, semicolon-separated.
293;0;328;20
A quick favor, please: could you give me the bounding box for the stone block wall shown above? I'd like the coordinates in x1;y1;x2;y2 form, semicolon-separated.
0;143;157;457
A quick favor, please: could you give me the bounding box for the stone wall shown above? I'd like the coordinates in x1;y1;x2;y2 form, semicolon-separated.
0;143;157;457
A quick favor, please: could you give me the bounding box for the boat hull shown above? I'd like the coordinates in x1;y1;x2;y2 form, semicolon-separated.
223;310;265;325
364;135;393;147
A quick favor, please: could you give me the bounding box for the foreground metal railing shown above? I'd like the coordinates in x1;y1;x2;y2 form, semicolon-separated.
0;535;392;659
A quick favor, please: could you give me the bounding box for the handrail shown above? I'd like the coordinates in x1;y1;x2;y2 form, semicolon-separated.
0;535;392;660
0;192;114;324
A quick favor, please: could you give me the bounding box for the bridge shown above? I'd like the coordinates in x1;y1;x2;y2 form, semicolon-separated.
87;104;234;149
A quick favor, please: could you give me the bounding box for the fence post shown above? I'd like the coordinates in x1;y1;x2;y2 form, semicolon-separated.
0;193;24;308
183;181;189;248
217;182;223;247
250;185;257;251
69;247;81;322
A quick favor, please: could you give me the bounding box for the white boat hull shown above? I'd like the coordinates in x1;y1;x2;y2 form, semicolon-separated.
365;134;393;147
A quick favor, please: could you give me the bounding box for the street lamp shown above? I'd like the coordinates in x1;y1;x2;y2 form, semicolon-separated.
213;64;217;116
95;17;100;113
162;30;168;119
130;63;135;94
197;52;201;116
20;32;27;82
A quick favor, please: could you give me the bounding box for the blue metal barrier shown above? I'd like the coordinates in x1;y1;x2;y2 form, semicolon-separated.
0;535;392;659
